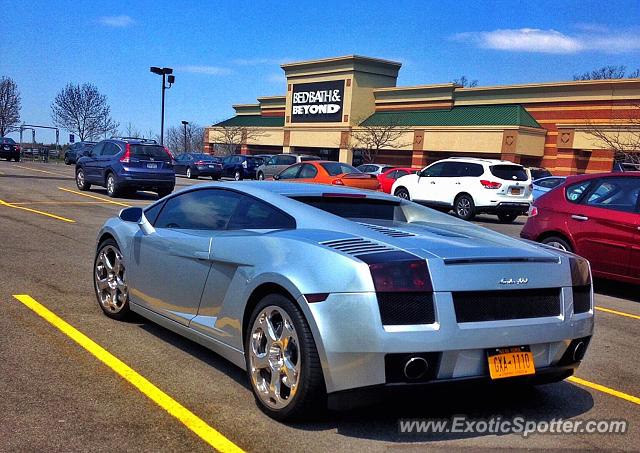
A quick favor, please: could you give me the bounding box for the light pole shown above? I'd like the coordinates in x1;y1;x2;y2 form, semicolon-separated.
181;120;189;153
150;66;175;145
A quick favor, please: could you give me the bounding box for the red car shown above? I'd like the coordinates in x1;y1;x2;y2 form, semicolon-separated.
521;172;640;284
377;167;420;193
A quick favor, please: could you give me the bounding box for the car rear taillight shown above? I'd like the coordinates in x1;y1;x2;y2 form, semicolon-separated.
120;144;131;163
195;160;205;165
480;180;502;189
528;206;538;217
331;179;344;185
368;260;432;293
164;146;174;160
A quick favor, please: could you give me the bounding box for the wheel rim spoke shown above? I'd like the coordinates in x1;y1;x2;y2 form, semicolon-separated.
95;245;127;313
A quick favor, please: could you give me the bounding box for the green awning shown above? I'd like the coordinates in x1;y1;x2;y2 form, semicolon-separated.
214;115;284;127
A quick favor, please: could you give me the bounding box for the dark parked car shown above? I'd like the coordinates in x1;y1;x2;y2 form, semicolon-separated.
521;172;640;284
0;137;20;161
75;137;175;198
528;167;552;180
255;153;321;180
173;153;223;179
221;154;265;180
64;142;96;164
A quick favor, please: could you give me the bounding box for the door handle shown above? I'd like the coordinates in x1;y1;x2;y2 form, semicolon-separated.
430;181;436;184
571;215;589;222
455;182;461;185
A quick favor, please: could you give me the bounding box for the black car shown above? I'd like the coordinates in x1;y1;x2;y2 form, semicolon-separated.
64;141;97;165
529;166;552;180
221;154;265;180
173;153;223;179
0;137;20;161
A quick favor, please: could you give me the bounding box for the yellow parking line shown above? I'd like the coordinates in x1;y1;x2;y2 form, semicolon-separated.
11;201;118;206
0;198;75;223
15;165;68;176
58;187;132;207
12;294;244;453
568;376;640;405
595;306;640;320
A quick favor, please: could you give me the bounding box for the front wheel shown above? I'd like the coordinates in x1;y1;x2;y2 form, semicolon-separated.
257;171;265;180
64;156;71;165
94;239;130;320
14;156;21;162
76;168;91;190
454;194;476;221
394;187;410;200
245;294;326;421
106;173;120;198
497;213;518;223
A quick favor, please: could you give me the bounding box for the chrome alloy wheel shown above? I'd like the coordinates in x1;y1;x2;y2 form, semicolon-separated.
456;198;471;217
545;240;568;251
76;170;85;187
249;306;301;409
95;245;128;313
107;175;116;195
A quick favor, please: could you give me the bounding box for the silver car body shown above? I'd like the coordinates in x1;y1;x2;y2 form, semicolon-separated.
256;154;321;179
97;182;594;395
357;163;396;175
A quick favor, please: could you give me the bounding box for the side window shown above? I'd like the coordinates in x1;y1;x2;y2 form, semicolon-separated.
227;195;296;230
584;177;640;213
155;189;242;230
91;142;105;156
278;164;302;179
565;181;592;203
144;201;165;225
463;163;484;177
394;170;409;179
441;162;462;177
267;157;277;165
298;164;318;178
423;162;445;177
387;170;399;180
222;156;231;164
537;178;563;189
103;143;120;156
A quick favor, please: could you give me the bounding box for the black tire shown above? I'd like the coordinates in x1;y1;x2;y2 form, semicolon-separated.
234;169;242;181
186;167;197;179
257;171;265;180
497;213;518;223
541;235;573;253
106;173;121;198
245;294;326;421
76;168;91;190
394;187;410;200
14;156;20;162
94;238;130;320
64;156;71;165
454;194;476;221
157;187;173;198
211;175;220;180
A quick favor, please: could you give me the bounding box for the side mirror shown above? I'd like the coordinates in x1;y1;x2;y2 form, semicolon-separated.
119;207;155;235
273;174;280;180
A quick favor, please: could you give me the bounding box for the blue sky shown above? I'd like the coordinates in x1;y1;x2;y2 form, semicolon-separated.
2;0;639;143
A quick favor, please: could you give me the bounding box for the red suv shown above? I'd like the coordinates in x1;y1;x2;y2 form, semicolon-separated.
521;173;640;284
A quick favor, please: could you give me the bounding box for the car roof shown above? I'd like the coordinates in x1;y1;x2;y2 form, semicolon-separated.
442;157;514;165
564;172;640;184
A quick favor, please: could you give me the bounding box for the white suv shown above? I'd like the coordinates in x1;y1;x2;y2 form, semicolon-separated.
391;157;533;222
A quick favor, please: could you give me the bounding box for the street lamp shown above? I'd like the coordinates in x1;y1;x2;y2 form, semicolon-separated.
181;120;189;153
150;66;175;145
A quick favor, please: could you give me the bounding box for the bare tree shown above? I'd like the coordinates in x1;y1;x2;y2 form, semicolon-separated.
583;103;640;164
165;123;204;154
208;125;264;156
573;65;640;80
0;76;21;136
349;120;412;164
123;121;142;137
51;83;119;141
452;75;478;87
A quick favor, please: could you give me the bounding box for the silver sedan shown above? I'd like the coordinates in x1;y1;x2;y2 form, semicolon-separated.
94;182;594;420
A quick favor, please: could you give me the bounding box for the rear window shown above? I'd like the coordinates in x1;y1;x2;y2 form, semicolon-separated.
0;137;16;144
490;165;528;181
131;145;170;161
321;162;359;176
193;153;218;162
291;196;403;221
80;143;95;150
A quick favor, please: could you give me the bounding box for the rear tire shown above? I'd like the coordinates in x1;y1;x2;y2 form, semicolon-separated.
14;156;20;162
234;170;242;181
106;173;120;198
541;235;573;252
497;213;518;223
76;168;91;190
394;187;410;200
64;156;70;165
257;171;265;180
454;194;475;221
94;239;130;320
245;294;326;421
186;167;196;179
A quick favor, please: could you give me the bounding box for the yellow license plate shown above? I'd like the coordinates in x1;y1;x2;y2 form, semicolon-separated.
511;188;522;195
487;346;535;379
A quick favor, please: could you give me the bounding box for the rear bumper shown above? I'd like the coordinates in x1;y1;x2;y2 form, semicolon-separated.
478;202;531;215
194;167;222;177
0;150;19;158
118;174;175;189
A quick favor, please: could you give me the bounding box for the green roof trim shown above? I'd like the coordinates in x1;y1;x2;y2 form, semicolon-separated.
361;105;542;128
214;115;284;127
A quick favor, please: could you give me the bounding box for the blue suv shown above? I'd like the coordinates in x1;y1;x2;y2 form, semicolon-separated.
75;137;175;198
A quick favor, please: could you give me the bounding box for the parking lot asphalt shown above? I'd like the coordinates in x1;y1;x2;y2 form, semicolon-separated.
1;160;638;452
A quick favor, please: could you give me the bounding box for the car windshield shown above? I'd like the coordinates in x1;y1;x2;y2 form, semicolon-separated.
0;137;16;144
321;162;360;176
490;165;528;181
131;145;170;161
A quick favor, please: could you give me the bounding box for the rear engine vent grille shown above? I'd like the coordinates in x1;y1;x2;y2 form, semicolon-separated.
377;292;435;325
572;285;591;314
453;288;561;323
357;223;416;238
321;238;395;256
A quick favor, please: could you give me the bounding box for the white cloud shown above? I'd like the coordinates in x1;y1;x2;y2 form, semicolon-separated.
99;15;135;27
233;57;295;66
178;66;233;76
452;28;640;54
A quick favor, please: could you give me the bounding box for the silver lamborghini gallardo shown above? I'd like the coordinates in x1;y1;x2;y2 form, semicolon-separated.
94;181;594;420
